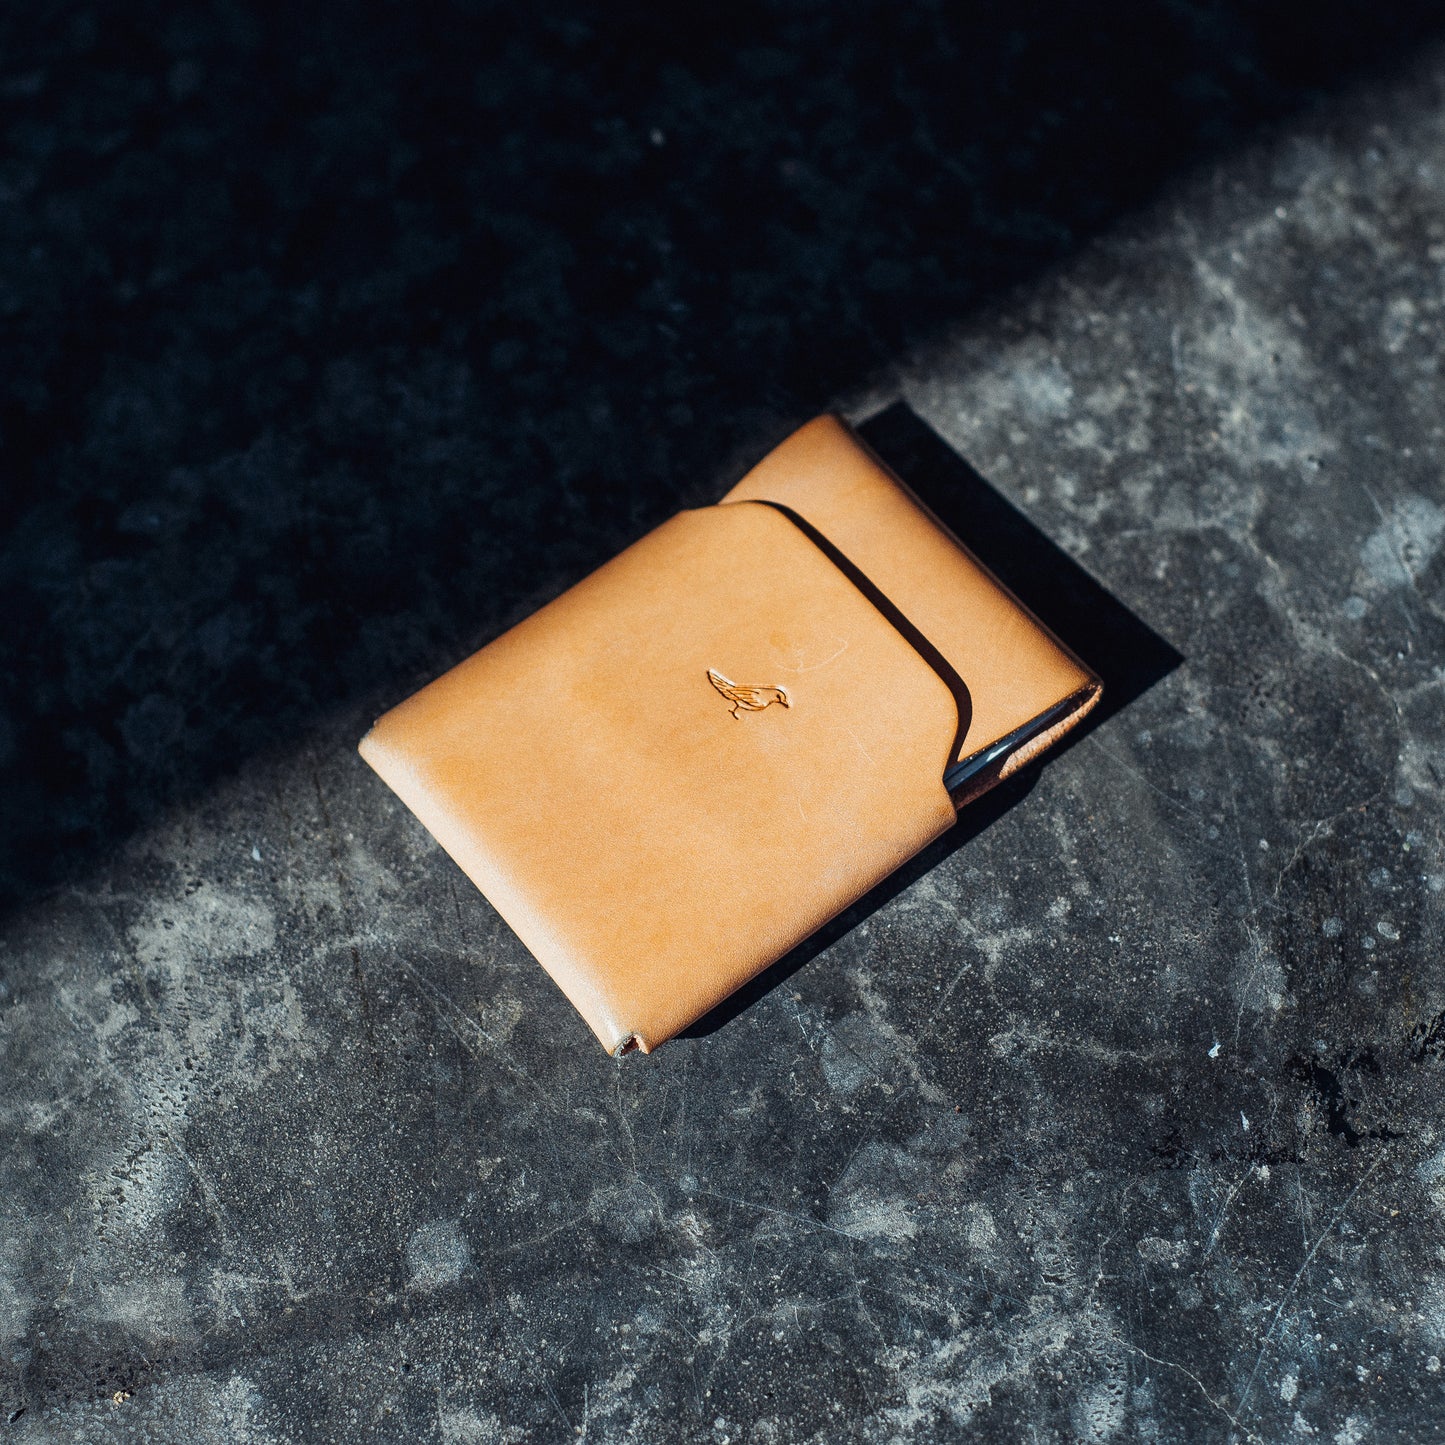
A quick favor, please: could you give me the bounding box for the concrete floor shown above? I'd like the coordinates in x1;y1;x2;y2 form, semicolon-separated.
3;7;1445;1441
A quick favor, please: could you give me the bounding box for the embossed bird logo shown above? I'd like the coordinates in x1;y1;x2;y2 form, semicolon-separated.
707;668;791;719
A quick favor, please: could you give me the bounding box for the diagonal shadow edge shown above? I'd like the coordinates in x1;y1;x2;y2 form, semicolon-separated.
0;4;1428;922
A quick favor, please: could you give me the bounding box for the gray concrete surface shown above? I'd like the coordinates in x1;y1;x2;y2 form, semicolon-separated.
5;20;1445;1445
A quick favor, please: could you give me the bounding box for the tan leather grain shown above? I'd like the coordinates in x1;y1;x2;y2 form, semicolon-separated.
721;415;1099;765
360;416;1102;1052
360;501;959;1054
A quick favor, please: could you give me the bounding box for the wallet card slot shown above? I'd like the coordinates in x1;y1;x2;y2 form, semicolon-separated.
720;415;1101;775
735;498;1100;801
747;500;974;770
942;683;1100;801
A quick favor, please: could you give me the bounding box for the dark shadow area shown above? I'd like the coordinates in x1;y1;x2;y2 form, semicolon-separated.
858;403;1185;734
683;408;1180;1038
0;1;1437;910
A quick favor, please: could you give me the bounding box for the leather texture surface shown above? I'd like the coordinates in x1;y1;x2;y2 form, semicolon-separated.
721;415;1099;765
361;500;959;1054
360;417;1101;1052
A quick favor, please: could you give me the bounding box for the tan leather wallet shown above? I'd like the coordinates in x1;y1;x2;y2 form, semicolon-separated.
360;416;1100;1054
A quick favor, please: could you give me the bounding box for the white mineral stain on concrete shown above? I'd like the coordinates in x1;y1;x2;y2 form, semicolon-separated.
89;1272;195;1345
922;338;1079;433
1382;295;1418;352
1137;1236;1188;1265
963;1204;999;1254
1358;494;1445;590
820;1025;873;1096
1185;258;1333;471
846;968;950;1106
128;876;276;972
832;1193;918;1242
43;1369;280;1445
1232;946;1289;1017
0;1246;30;1351
1418;1276;1445;1347
821;1002;919;1099
881;1305;1111;1438
827;1142;920;1243
406;1218;471;1290
8;816;320;1349
1333;1414;1367;1444
1073;1375;1129;1442
1416;1144;1445;1186
1011;356;1075;422
438;1405;526;1443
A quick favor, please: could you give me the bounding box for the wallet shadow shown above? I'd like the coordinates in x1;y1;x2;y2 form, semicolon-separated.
682;405;1181;1040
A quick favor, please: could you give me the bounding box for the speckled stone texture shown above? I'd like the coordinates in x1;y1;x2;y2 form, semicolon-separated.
4;6;1445;1443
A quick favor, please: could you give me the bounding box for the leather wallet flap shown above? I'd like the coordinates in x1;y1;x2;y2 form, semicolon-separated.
722;416;1101;777
360;500;959;1054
